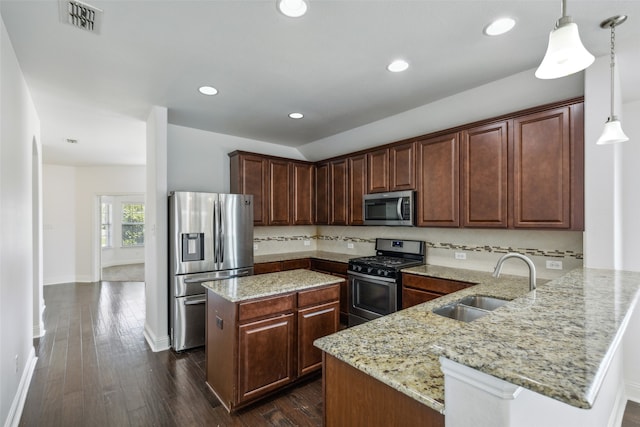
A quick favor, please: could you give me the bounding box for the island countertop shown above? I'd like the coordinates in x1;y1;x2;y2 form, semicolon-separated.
314;266;640;413
201;268;344;302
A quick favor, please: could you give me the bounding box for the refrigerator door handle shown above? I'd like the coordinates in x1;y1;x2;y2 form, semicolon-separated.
213;198;219;265
184;296;206;306
219;200;225;264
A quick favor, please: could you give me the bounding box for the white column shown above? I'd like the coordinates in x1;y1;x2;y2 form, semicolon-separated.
144;106;170;351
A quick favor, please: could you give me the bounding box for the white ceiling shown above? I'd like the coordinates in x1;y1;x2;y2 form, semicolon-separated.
2;0;639;166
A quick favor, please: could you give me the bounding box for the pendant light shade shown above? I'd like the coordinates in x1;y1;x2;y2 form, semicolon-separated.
535;0;594;79
597;15;629;145
597;118;629;145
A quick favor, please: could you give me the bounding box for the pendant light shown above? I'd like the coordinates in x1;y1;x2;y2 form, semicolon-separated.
596;16;629;145
535;0;594;79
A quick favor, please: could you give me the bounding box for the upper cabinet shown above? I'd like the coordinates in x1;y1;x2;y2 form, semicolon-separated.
229;152;314;226
366;143;416;194
460;121;509;228
417;133;460;227
230;98;584;230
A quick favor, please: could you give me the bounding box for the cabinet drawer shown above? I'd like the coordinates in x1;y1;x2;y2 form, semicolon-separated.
239;294;295;323
282;258;310;270
254;262;282;275
402;287;441;309
298;284;340;309
402;274;473;294
310;259;348;275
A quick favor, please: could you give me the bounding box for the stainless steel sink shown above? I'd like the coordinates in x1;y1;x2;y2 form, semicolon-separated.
457;295;510;311
433;295;511;322
432;303;489;322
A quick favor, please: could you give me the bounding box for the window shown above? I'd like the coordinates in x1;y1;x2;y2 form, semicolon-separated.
101;202;113;248
121;203;145;247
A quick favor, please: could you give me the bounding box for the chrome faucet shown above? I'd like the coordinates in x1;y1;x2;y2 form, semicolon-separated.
492;253;537;291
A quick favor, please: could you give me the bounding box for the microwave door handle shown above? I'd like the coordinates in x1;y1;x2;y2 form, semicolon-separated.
397;198;403;220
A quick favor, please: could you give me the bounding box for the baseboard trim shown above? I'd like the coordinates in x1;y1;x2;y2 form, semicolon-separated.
608;384;628;427
143;324;170;353
626;380;640;403
3;347;37;427
32;323;45;339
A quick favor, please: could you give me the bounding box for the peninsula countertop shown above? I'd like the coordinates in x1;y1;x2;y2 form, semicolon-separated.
201;268;345;302
314;266;640;413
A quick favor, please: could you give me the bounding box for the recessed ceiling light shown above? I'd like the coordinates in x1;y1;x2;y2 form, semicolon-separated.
198;86;218;96
277;0;308;18
484;17;516;36
387;59;409;73
289;112;304;119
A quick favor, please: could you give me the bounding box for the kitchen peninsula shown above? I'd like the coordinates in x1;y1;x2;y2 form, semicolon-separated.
202;269;344;412
315;266;640;427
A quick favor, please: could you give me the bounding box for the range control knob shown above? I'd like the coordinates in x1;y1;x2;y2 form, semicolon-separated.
367;267;374;274
377;269;384;276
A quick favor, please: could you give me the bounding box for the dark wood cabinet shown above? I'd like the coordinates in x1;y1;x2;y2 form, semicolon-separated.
206;282;340;412
401;273;474;309
416;132;460;227
254;258;310;275
291;162;314;225
390;142;416;191
367;148;389;193
297;284;340;376
238;313;295;403
512;106;572;229
268;159;291;225
229;152;269;226
461;121;509;228
348;154;367;225
315;162;329;225
329;159;349;225
309;259;349;324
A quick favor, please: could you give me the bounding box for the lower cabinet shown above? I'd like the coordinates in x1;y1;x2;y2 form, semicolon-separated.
206;282;341;412
254;258;311;275
309;259;349;324
401;273;474;309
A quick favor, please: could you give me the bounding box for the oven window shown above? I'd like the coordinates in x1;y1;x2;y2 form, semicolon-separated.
354;279;392;316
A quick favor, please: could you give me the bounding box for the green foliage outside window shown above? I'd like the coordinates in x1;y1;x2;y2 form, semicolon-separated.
122;203;145;247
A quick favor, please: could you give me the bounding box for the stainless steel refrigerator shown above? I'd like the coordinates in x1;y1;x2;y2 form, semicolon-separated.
168;191;254;351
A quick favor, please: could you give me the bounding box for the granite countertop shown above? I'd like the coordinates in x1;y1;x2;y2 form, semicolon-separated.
314;266;640;413
254;250;353;264
201;268;344;302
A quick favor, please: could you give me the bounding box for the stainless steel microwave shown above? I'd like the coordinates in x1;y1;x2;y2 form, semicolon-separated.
363;190;414;226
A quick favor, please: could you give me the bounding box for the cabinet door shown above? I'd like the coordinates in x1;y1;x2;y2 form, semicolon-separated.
329;159;348;225
348;154;367;225
315;163;329;225
512;107;571;228
291;162;314;225
268;159;291;225
461;121;508;228
238;314;295;403
401;287;441;309
390;142;416;191
298;301;340;376
231;153;268;226
416;133;460;227
367;148;389;193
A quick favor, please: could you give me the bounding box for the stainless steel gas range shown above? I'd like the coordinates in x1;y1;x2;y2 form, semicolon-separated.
347;238;426;326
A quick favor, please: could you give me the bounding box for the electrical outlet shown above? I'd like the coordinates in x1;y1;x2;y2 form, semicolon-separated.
347;243;354;249
253;244;258;251
304;240;311;246
546;260;563;270
454;252;467;260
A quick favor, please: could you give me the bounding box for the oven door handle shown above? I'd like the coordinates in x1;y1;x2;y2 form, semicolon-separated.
348;270;397;283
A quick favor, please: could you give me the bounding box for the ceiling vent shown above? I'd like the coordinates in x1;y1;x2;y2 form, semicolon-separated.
58;0;103;34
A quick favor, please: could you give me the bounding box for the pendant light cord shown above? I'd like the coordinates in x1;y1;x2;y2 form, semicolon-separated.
609;24;616;120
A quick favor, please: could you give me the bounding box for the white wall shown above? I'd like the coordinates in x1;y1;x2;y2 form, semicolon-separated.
584;56;640;403
168;124;307;193
42;165;146;284
0;16;40;427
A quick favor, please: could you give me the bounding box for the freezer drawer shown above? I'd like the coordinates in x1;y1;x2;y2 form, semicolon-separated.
172;294;206;351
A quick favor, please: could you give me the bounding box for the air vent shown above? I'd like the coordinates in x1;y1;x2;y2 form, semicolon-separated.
58;0;103;34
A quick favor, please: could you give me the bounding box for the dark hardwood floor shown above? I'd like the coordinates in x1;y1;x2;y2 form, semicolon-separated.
19;281;640;426
20;282;322;426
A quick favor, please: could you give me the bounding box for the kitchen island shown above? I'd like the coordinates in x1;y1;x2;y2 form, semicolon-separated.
315;266;640;426
202;269;344;412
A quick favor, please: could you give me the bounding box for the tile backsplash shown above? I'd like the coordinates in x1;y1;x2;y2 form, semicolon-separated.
254;225;583;279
